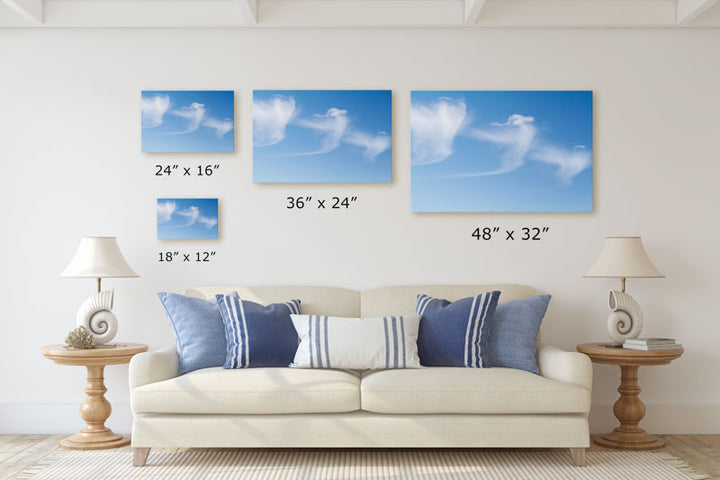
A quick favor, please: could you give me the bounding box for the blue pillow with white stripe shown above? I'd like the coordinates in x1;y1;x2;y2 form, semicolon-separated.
216;295;301;368
416;291;501;367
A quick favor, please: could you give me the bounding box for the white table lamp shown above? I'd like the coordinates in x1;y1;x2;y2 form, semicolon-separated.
584;236;664;343
61;236;139;345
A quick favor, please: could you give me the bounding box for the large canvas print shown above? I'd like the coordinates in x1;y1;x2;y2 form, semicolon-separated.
253;90;392;183
157;198;219;240
411;91;593;212
142;91;234;153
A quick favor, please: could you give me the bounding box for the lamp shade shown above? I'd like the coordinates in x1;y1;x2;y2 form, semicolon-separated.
60;236;139;278
584;236;664;278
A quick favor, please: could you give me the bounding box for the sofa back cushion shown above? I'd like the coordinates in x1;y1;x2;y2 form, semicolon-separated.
186;286;361;317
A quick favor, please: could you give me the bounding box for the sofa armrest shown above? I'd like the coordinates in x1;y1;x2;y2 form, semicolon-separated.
129;345;179;390
536;343;593;392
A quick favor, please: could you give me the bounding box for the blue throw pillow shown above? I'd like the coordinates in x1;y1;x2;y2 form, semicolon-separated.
216;295;301;368
416;291;501;367
486;295;551;374
157;292;228;375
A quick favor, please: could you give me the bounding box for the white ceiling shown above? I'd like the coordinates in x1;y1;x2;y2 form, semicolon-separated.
1;0;719;27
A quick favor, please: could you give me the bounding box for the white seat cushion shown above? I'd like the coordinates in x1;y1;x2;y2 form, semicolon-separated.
360;367;590;414
132;367;360;414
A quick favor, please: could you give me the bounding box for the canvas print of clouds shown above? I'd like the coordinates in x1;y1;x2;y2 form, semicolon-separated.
411;91;593;212
157;198;219;240
142;91;234;153
253;90;392;183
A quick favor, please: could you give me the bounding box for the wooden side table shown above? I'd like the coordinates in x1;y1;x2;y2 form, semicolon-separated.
577;342;683;450
41;343;148;450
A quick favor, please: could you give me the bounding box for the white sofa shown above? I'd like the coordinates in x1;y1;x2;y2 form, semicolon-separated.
129;285;592;467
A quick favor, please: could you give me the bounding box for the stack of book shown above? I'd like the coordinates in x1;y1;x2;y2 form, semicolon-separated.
623;338;682;350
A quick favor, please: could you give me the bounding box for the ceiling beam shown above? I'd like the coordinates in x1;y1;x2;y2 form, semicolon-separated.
464;0;487;24
1;0;43;24
677;0;720;23
237;0;257;24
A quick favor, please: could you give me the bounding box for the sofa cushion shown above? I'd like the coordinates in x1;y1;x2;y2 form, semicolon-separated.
360;367;590;414
132;367;360;414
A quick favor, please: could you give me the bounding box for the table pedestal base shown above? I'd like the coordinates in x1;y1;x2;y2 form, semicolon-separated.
60;433;130;450
595;429;665;450
593;364;665;450
59;364;130;450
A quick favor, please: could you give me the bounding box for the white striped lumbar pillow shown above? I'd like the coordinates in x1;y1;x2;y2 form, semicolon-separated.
290;314;421;369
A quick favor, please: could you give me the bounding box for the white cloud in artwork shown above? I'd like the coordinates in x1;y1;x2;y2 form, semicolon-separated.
257;99;390;162
198;216;218;229
176;206;200;226
170;103;206;134
462;114;537;176
253;96;296;147
529;145;592;184
410;105;592;184
171;205;218;229
411;98;467;165
156;200;176;223
203;117;234;138
142;94;171;129
344;131;391;161
143;94;233;138
295;108;351;155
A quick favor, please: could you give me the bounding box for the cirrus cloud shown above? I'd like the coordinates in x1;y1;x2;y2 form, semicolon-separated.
142;94;233;139
142;94;171;129
156;201;176;223
410;98;467;165
411;97;591;184
344;131;391;162
460;113;537;177
294;107;351;155
253;96;296;147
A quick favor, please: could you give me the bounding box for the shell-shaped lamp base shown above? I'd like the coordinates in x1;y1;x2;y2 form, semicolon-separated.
606;290;644;344
76;290;118;344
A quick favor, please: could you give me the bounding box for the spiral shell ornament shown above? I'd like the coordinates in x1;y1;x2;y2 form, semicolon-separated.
606;290;644;344
75;290;117;344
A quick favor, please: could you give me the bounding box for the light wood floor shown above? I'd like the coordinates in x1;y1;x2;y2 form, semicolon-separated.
1;434;718;479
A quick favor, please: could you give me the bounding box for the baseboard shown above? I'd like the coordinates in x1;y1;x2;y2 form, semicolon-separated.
2;403;719;435
589;403;720;434
0;403;133;434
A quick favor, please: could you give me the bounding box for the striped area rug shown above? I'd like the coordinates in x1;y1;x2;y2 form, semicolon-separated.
13;449;710;480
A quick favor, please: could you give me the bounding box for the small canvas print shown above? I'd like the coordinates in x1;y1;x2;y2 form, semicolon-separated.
142;91;234;153
411;91;593;212
253;90;392;183
157;198;218;240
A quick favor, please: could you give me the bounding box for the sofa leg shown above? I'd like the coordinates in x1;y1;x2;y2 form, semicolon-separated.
133;447;150;467
569;448;586;466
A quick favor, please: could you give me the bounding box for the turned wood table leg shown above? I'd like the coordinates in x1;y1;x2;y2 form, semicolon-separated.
594;365;665;450
60;364;130;450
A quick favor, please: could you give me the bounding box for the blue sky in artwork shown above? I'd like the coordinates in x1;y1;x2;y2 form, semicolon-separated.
142;91;234;153
157;198;218;240
253;90;392;183
411;91;593;212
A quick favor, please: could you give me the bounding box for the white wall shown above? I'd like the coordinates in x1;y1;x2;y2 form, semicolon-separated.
1;27;718;435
